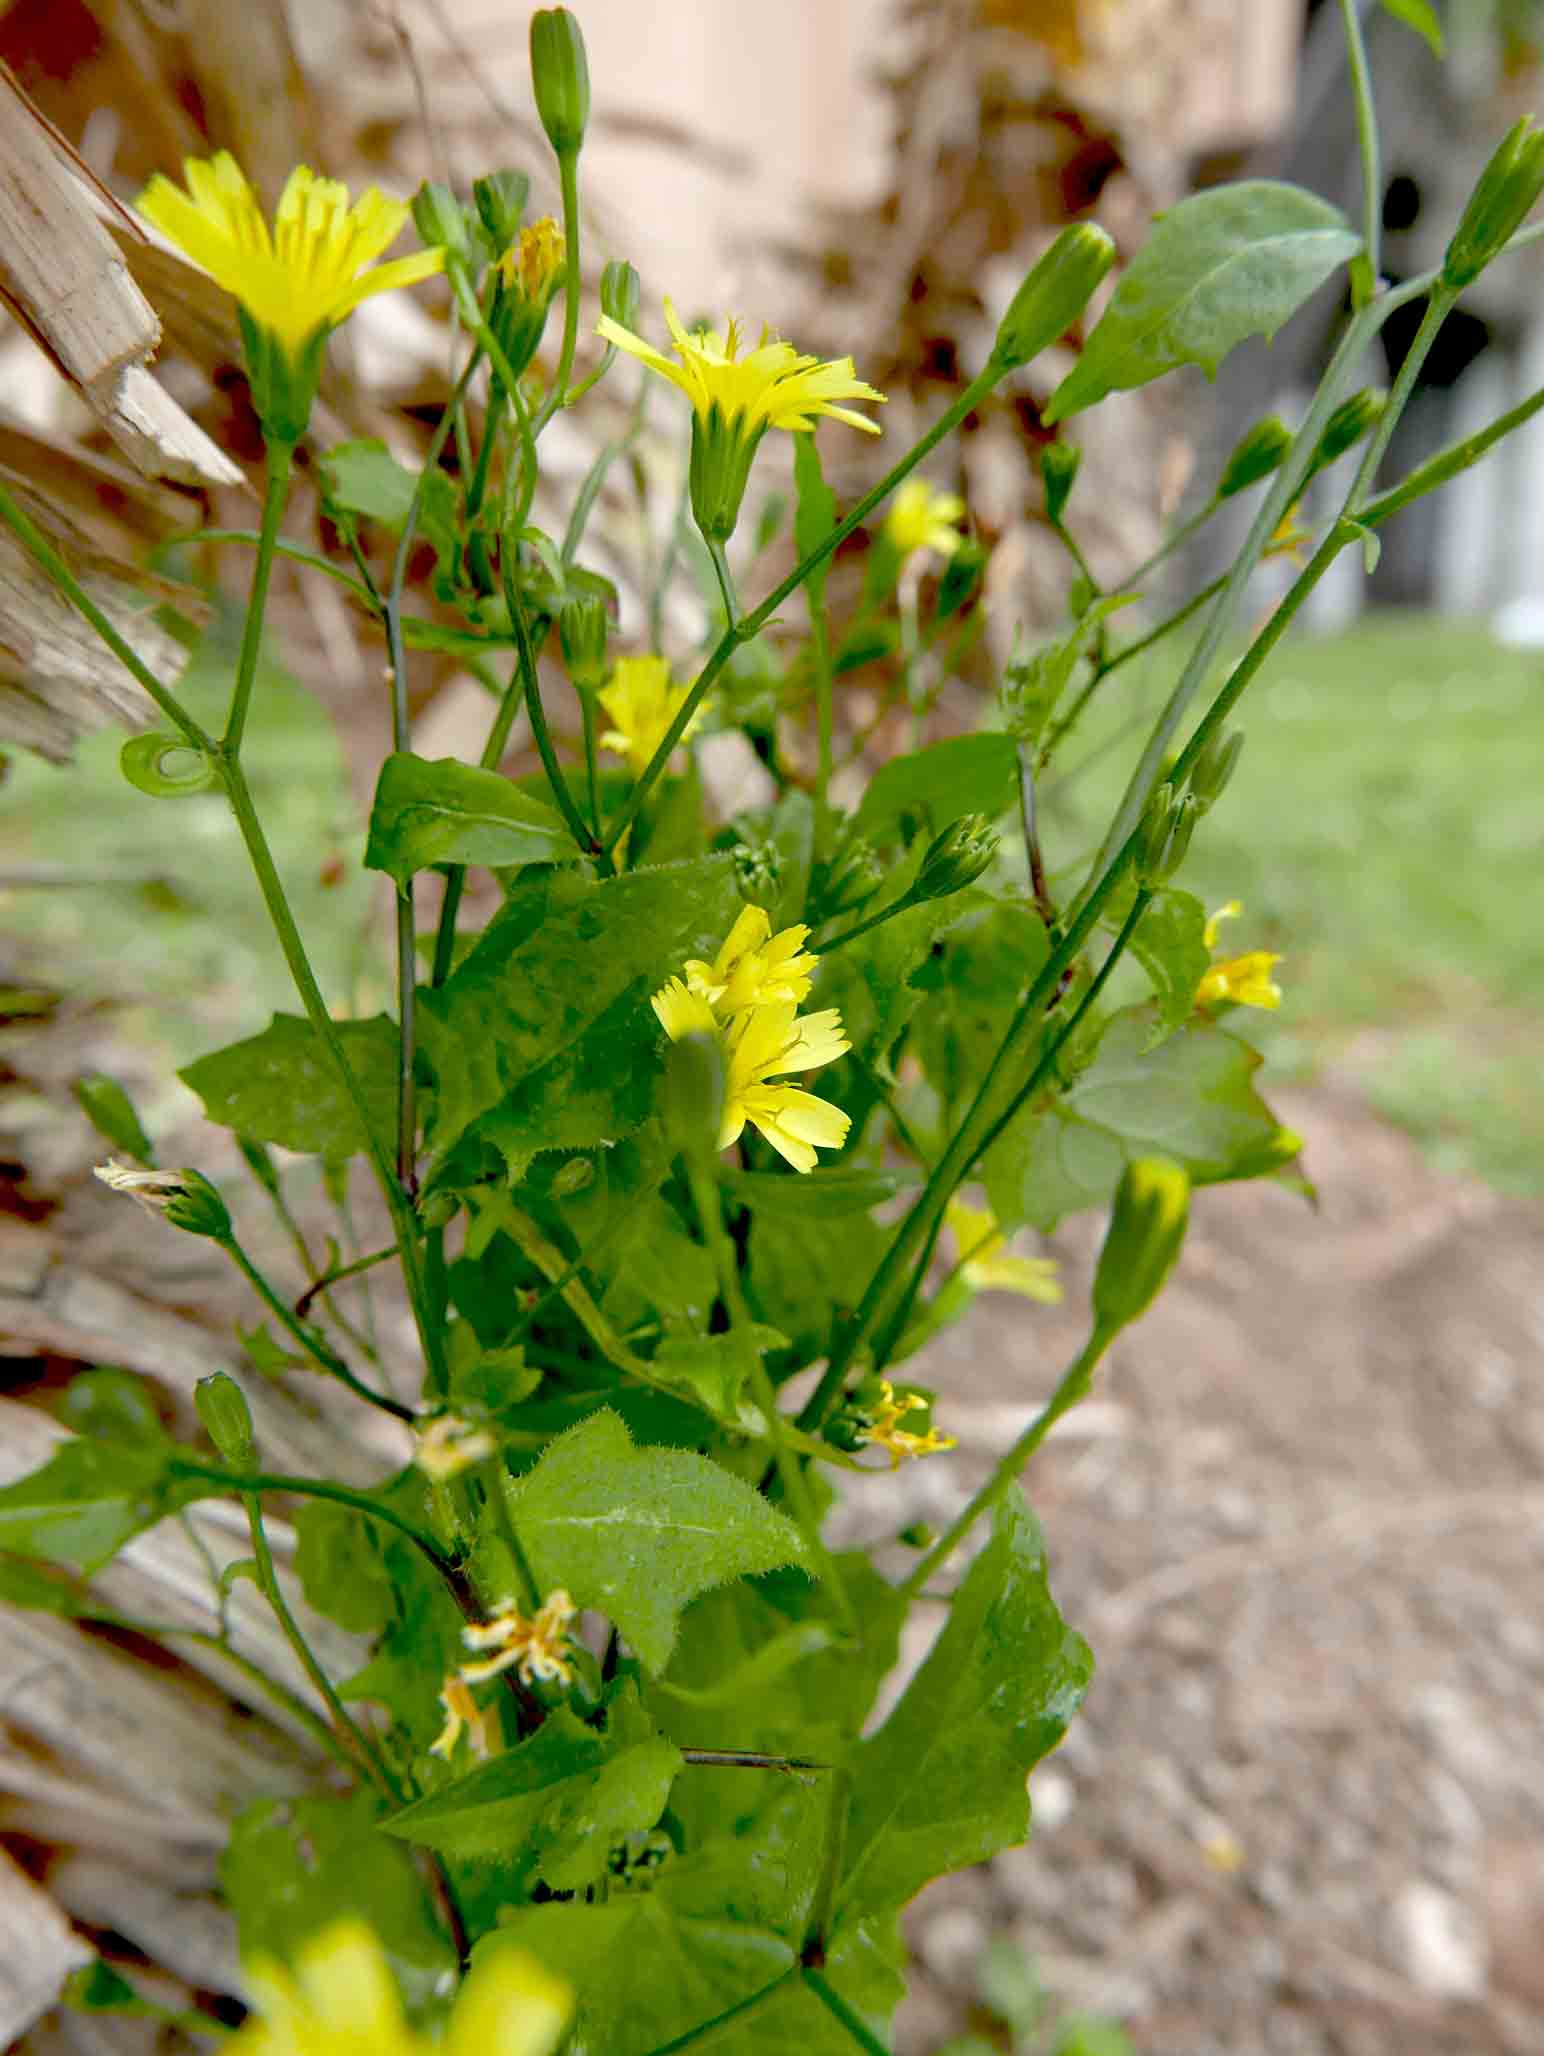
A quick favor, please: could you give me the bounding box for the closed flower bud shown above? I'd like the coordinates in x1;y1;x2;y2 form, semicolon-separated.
1306;387;1385;478
195;1373;256;1470
1187;729;1244;812
530;7;591;158
411;180;474;261
559;590;609;689
660;1031;725;1165
1217;416;1292;499
473;170;530;252
915;813;999;900
1136;784;1197;886
936;536;989;621
1444;117;1544;289
600;258;641;331
733;840;783;910
817;838;885;920
1092;1156;1190;1335
992;224;1117;372
1041;440;1082;526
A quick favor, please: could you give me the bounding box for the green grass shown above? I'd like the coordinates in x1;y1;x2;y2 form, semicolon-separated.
1043;612;1544;1194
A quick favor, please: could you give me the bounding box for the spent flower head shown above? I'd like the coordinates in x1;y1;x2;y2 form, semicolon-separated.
855;1380;956;1469
429;1675;498;1763
596;298;884;539
460;1589;578;1688
415;1412;497;1482
94;1160;231;1239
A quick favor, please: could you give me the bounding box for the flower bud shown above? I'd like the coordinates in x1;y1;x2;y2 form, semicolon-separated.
1041;441;1082;526
1135;784;1197;886
1444;116;1544;289
600;258;641;332
1306;387;1385;479
473;170;530;252
195;1373;256;1470
490;217;566;378
530;7;590;158
660;1031;725;1165
992;224;1117;372
1186;729;1244;813
94;1161;231;1239
559;589;610;690
936;536;989;621
1217;416;1292;499
915;813;1000;901
816;838;885;920
732;840;783;910
1091;1156;1190;1335
411;180;475;262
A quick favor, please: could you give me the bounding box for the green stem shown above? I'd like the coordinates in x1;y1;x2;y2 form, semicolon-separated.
219;1231;415;1423
604;361;1006;856
809;598;835;841
294;1243;398;1321
1360;376;1544;526
223;440;293;755
174;1458;454;1577
802;1968;891;2056
1339;0;1383;305
537;151;584;427
464;375;505;524
561;378;647;565
1050;514;1099;594
901;1327;1113;1597
817;889;920;955
188;531;372;602
1123;497;1221;592
0;484;212;753
503;553;605;863
1347;284;1458;509
580;690;601;831
706;535;739;630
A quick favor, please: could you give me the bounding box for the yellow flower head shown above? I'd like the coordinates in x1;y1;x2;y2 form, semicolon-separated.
235;1921;569;2056
856;1380;956;1470
1197;902;1283;1011
415;1413;496;1482
946;1198;1063;1303
460;1589;578;1688
719;1002;852;1172
1263;500;1313;565
596;298;884;540
496;216;565;304
137;154;443;357
598;655;705;778
683;904;817;1017
429;1675;498;1763
885;478;966;562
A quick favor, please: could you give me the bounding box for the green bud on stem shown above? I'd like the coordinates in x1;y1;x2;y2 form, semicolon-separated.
559;589;610;689
1135;783;1198;885
411;181;474;261
992;224;1117;372
1091;1156;1190;1335
1040;440;1082;526
473;170;530;251
1186;728;1244;812
1306;387;1386;479
915;813;999;900
195;1372;256;1470
1444;116;1544;289
600;258;641;331
1217;416;1292;499
530;8;591;158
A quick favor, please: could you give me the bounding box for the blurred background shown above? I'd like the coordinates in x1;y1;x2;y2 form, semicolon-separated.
0;3;1542;2054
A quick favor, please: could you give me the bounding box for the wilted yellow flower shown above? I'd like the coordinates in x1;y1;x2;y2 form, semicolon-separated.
495;216;565;303
137;154;442;357
946;1199;1062;1303
598;656;704;778
429;1675;498;1763
233;1919;568;2056
460;1589;578;1688
1197;902;1283;1011
415;1413;496;1482
857;1381;956;1469
683;904;817;1017
885;478;966;561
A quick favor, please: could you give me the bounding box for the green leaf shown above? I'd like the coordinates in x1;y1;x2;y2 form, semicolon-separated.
793;433;838;607
1124;885;1209;1036
837;1489;1091;1920
984;1005;1292;1233
852;733;1019;847
1045;182;1361;422
720;1165;915;1220
238;1321;310;1375
912;897;1050;1117
385;1688;682;1890
0;1554;94;1614
319;439;458;571
1378;0;1443;55
748;1209;890;1373
222;1792;453;2002
503;1409;810;1671
180;1014;398;1158
650;1324;790;1422
815;893;984;1080
363;753;571;888
418;856;741;1172
0;1438;199;1575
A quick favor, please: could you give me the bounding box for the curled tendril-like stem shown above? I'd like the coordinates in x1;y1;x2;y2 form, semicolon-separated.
119;731;220;799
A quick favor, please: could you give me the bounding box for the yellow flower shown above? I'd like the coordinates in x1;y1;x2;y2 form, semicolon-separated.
598;655;704;778
885;478;966;562
429;1675;498;1763
1263;500;1313;565
683;904;817;1017
1197;902;1283;1011
137;154;442;357
856;1381;957;1469
946;1199;1062;1303
415;1413;496;1482
495;216;565;304
232;1919;569;2056
595;298;884;540
460;1589;578;1688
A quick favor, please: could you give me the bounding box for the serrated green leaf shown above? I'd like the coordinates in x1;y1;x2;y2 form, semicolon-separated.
852;732;1019;847
984;1004;1292;1233
418;856;741;1172
720;1164;915;1219
1045;182;1360;422
180;1013;398;1158
363;753;571;888
1123;885;1210;1036
386;1689;682;1890
837;1490;1091;1920
0;1438;200;1574
503;1409;810;1671
1378;0;1443;55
